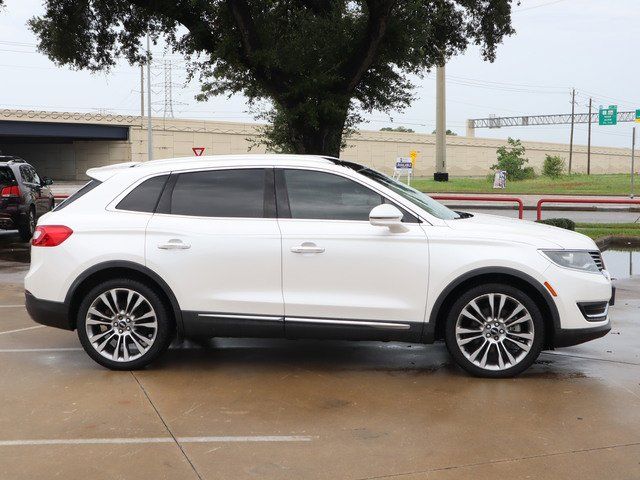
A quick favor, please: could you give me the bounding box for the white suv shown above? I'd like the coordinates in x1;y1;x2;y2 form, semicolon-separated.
24;155;613;377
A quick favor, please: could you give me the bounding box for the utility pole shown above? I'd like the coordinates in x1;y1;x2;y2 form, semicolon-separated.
140;64;144;125
632;126;636;199
146;33;153;162
587;97;592;175
568;88;575;174
434;64;448;181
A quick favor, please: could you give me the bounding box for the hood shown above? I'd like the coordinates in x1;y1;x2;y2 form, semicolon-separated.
445;212;598;250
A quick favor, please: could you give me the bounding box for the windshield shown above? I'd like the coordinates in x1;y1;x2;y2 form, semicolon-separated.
329;160;460;220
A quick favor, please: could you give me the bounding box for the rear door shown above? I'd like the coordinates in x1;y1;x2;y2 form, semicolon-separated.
145;167;284;338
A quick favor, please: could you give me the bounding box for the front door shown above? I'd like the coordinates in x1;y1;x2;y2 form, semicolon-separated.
277;168;429;341
145;167;284;338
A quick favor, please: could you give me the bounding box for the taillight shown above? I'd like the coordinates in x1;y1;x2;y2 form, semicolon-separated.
0;185;20;197
32;225;73;247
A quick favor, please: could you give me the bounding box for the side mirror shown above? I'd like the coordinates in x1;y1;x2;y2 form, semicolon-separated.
369;204;408;232
42;177;53;186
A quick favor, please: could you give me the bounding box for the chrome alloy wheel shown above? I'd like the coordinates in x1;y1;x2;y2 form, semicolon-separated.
455;293;535;371
85;288;158;362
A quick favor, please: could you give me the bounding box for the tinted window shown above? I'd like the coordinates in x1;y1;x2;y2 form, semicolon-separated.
0;167;15;186
170;169;266;218
54;179;101;211
284;169;383;221
29;166;41;185
20;165;35;183
116;175;169;213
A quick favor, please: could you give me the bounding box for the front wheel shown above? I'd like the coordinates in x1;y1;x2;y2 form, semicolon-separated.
77;279;173;370
444;283;545;378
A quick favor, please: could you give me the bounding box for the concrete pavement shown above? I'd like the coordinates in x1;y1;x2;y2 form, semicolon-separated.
1;231;639;479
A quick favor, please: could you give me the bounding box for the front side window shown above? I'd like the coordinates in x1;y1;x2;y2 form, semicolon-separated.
327;159;461;220
169;169;266;218
283;169;384;221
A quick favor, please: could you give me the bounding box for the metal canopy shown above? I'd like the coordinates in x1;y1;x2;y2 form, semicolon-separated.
0;120;129;140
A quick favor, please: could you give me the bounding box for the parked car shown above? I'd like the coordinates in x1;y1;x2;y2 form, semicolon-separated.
0;156;54;241
24;155;613;377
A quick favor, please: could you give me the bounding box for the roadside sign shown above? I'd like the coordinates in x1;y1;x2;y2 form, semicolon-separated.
409;150;418;166
192;147;205;156
395;157;412;171
598;105;617;126
493;170;507;189
393;156;413;185
635;109;640;123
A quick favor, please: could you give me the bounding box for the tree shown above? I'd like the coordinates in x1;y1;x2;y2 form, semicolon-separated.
431;129;457;136
491;137;535;181
380;126;414;133
4;1;517;156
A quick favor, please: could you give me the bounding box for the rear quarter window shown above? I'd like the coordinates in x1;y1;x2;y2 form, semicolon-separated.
116;175;169;213
0;167;16;185
54;179;102;211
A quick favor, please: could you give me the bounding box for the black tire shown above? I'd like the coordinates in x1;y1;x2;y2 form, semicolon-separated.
18;208;35;242
77;278;174;370
444;283;545;378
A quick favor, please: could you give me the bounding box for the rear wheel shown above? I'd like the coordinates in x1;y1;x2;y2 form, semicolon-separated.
18;208;35;242
77;279;173;370
444;283;545;378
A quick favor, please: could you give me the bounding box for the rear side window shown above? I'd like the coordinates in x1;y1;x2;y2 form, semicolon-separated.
0;167;15;185
54;179;102;211
283;169;383;221
19;165;35;184
169;169;266;218
116;175;169;213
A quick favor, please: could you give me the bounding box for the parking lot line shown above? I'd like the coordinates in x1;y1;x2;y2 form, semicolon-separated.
0;435;314;446
0;305;25;308
0;325;43;335
0;347;83;353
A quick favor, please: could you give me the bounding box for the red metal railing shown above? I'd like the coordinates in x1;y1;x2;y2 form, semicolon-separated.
431;195;524;219
537;197;640;221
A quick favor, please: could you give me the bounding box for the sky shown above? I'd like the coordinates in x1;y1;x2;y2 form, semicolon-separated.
0;0;639;148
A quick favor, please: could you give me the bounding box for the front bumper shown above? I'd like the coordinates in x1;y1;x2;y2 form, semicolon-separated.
25;291;73;330
553;320;611;347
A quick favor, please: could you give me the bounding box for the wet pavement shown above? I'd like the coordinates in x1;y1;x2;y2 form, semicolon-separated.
1;231;640;479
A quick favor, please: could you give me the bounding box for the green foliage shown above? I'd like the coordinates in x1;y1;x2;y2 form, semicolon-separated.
536;218;576;231
17;0;516;156
431;129;458;135
491;138;534;181
542;155;565;177
381;126;415;133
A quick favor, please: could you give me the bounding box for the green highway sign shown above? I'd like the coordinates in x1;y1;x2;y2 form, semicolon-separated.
636;109;640;123
599;105;617;125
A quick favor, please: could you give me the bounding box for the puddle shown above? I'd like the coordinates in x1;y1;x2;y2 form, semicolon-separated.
0;244;30;264
602;248;640;279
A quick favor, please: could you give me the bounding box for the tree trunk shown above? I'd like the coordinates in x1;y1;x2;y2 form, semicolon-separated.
284;101;349;158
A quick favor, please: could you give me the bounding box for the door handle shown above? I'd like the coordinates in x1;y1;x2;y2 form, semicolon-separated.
157;239;191;250
291;242;325;254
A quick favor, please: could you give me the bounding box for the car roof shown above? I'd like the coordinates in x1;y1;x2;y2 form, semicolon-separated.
86;154;343;182
0;156;26;167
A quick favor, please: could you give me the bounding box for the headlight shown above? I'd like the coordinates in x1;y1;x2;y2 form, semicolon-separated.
541;250;600;273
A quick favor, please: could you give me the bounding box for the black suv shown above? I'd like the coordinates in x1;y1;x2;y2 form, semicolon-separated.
0;156;54;241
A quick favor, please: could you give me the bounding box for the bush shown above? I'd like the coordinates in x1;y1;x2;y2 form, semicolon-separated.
491;138;534;181
542;155;565;177
537;218;575;231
